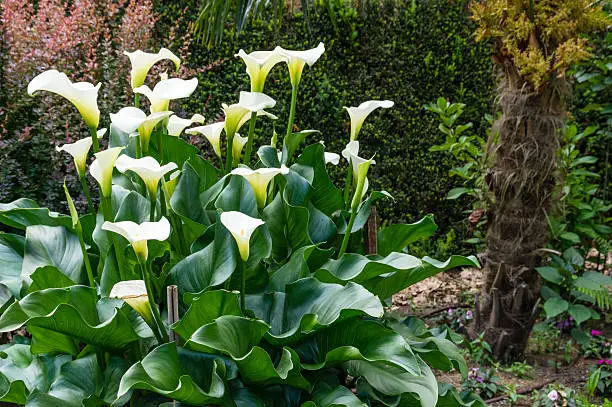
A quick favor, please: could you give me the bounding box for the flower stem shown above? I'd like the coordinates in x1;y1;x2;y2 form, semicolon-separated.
239;260;246;313
225;130;236;174
242;113;258;166
338;174;367;258
149;189;157;222
135;134;142;159
79;173;95;218
89;127;100;153
139;261;167;344
103;196;128;280
77;227;95;288
134;93;140;108
285;84;299;142
343;165;353;210
157;131;164;163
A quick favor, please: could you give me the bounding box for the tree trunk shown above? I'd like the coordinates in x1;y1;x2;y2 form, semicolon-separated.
475;65;569;361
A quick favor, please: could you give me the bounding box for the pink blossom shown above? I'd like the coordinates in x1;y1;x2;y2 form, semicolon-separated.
547;390;559;401
591;329;603;336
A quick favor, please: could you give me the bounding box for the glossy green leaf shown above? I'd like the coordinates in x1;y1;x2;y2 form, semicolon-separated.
436;383;485;407
215;175;258;217
377;215;437;256
118;342;228;405
247;278;383;344
0;232;25;297
536;266;563;284
28;266;76;292
0;286;143;355
114;191;150;223
568;304;591;325
543;297;569;318
303;380;367;407
268;245;333;291
0;199;73;230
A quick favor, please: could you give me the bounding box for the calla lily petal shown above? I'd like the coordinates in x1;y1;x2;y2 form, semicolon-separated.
110;280;154;326
231;165;289;208
342;141;376;177
110;107;147;134
324;152;340;166
235;48;287;92
139;110;174;152
278;42;325;87
90;147;125;197
167;114;205;136
124;48;181;89
344;100;394;141
102;217;171;261
223;91;276;135
56;138;93;176
115;155;178;198
186;122;225;158
233;133;248;161
163;170;181;199
28;70;101;129
134;77;198;113
220;211;265;261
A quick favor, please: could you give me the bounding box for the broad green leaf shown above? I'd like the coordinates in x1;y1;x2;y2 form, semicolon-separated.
247;278;383;344
118;342;228;405
536;267;563;284
436;383;485;407
446;187;469;200
168;218;237;302
303;380;367;407
28;266;76;292
377;215;437;256
114;191;150;223
0;232;25;297
234;346;311;390
282;130;320;163
21;226;85;288
543;297;569;318
345;357;438;407
295;318;420;376
258;145;282;168
172;290;242;340
0;199;73;230
268;245;333;292
215;175;258;217
170;161;212;239
0;286;143;355
568;304;591;325
337;191;393;235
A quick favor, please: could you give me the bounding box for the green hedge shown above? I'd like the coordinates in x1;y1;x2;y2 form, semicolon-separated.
161;0;494;250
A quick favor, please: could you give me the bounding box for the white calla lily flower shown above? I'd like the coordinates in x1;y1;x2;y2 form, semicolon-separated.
231;165;290;208
124;48;180;89
28;70;101;129
115;155;178;199
167;114;205;136
110;107;172;152
342;141;375;203
223;91;276;136
102;216;171;262
110;280;154;325
324;152;340;166
344;100;394;141
278;42;325;87
134;77;198;113
186;122;225;158
220;211;265;261
90;147;125;197
235;48;287;92
232;134;248;161
162;170;181;200
56;138;93;176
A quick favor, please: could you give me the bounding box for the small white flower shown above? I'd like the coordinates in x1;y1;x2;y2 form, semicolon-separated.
90;147;125;197
342;141;375;204
115;155;178;199
110;280;153;325
28;70;101;129
110;107;173;153
102;217;171;262
222;91;276;136
324;152;340;166
186;122;225;158
124;48;180;89
134;77;198;113
231;166;290;208
235;48;287;92
167;114;205;137
547;390;558;401
220;211;265;261
344;100;394;141
278;42;325;87
56;138;93;177
232;133;248;161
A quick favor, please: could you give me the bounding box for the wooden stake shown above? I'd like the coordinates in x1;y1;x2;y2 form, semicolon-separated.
364;205;378;255
167;285;179;344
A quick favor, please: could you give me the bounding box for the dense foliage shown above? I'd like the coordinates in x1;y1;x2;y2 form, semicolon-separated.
0;39;486;406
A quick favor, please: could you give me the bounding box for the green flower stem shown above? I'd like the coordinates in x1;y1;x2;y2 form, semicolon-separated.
102;195;129;280
135;134;142;159
242;112;258;166
79;173;95;218
89;126;100;153
338;175;367;258
77;227;95;288
225;130;236;174
148;189;157;222
285;84;299;141
343;165;353;210
138;260;167;344
134;93;140;108
238;260;246;313
157;131;164;163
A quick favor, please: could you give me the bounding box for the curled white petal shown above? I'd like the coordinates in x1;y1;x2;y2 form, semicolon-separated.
235;48;287;92
220;211;265;261
344;100;394;141
90;147;125;197
135;77;198;113
187;122;225;158
124;48;180;88
110;107;147;134
324;152;340;165
232;133;248;159
102;216;171;244
56;137;93;175
167;114;205;136
115;155;178;196
223;91;276;135
277;43;325;86
231;166;289;208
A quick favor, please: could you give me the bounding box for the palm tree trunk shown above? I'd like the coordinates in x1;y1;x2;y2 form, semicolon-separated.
474;65;569;361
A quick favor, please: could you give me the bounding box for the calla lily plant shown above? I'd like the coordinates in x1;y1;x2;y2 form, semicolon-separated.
2;41;481;407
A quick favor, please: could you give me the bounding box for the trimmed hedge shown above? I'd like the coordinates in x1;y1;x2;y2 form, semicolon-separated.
162;0;494;250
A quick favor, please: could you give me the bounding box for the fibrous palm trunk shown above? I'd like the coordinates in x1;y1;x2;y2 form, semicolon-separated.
474;64;569;361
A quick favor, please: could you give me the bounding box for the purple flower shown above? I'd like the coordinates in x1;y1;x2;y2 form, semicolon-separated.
598;359;612;365
465;310;473;320
591;329;603;336
547;390;559;401
476;377;484;383
448;308;454;316
563;320;570;328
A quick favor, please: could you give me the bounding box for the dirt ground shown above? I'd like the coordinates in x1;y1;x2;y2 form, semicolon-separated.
392;267;607;405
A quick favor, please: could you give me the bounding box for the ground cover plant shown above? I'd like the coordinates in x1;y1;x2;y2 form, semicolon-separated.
0;44;484;406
